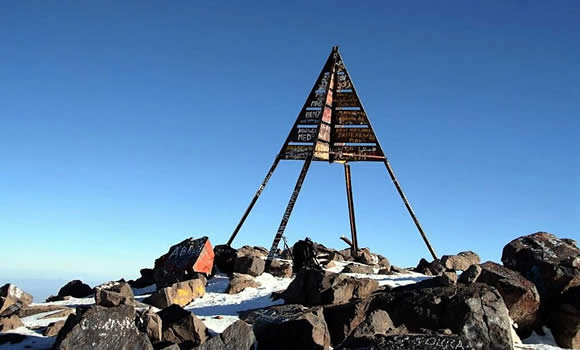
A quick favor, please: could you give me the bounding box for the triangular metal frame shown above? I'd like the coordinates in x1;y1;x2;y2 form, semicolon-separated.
227;47;438;268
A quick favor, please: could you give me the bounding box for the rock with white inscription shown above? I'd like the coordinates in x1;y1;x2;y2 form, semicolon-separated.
337;333;472;350
0;284;33;315
144;278;205;309
153;236;215;288
367;283;513;350
53;304;153;350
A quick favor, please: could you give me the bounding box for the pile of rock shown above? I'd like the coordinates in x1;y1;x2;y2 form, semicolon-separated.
0;284;32;332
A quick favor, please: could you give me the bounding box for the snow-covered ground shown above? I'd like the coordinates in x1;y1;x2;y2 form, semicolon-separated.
0;262;570;349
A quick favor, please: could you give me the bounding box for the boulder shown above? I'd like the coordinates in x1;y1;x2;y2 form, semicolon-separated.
144;278;205;309
18;304;72;318
355;248;374;265
153;236;214;288
213;244;238;274
240;304;330;350
157;304;209;348
136;308;163;343
0;284;33;315
367;283;513;350
55;280;93;299
237;245;268;258
548;285;580;349
341;310;406;347
501;231;580;301
0;314;23;332
458;264;482;284
43;320;65;337
95;281;135;307
337;333;471;350
234;256;265;277
129;268;155;289
342;263;374;274
475;262;540;336
225;273;261;294
53;305;153;350
414;258;445;276
191;320;256;349
323;299;370;347
268;260;293;278
281;268;338;306
377;256;391;270
441;251;480;271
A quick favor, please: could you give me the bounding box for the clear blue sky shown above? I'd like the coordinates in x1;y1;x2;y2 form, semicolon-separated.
1;2;578;288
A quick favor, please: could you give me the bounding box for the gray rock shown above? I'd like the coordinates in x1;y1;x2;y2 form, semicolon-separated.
43;320;65;337
458;264;482;284
136;308;162;343
342;263;374;274
225;273;261;294
53;304;153;350
192;320;255;350
234;256;265;277
441;251;480;271
157;304;209;348
95;282;135;307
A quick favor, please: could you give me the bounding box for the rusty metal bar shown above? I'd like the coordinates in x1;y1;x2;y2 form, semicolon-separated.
383;159;438;260
340;235;353;247
227;156;281;246
265;155;313;270
344;163;359;256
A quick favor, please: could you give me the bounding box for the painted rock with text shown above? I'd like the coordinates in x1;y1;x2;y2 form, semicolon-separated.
153;236;215;288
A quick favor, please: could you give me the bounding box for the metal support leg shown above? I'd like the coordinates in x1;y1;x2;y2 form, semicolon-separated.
227;157;281;246
383;159;438;260
265;156;313;269
344;163;359;257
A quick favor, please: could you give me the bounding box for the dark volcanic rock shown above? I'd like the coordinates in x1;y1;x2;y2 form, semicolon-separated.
240;304;330;350
548;285;580;349
157;304;209;348
414;259;445;276
501;231;580;301
342;263;374;274
95;281;135;307
234;256;265;277
476;261;540;335
342;309;404;346
237;245;269;258
338;333;472;350
154;236;215;288
129;268;155;289
136;308;162;343
268;260;293;278
458;264;482;284
441;251;480;271
281;268;337;306
192;320;256;350
18;304;71;318
0;284;33;315
0;314;23;332
56;280;93;299
367;283;513;350
323;299;370;347
43;320;65;337
213;244;238;274
144;278;205;309
53;305;153;350
0;333;26;345
225;273;261;294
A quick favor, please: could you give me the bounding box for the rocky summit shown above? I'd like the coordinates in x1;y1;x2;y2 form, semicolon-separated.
0;231;578;350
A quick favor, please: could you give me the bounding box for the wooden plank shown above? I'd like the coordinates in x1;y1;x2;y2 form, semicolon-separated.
334;92;361;107
314;142;330;161
280;145;313;160
297;109;322;125
336;110;369;125
318;123;331;142
289;127;317;142
334;127;377;143
333;145;384;161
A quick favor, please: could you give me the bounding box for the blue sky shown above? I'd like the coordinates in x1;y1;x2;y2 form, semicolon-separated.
0;2;578;289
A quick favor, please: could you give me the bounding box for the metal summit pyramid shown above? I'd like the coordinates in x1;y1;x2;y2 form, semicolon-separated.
227;46;437;269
